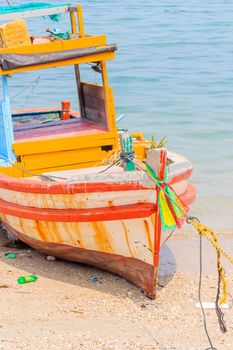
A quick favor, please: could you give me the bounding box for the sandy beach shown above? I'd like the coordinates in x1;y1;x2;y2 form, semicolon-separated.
0;0;232;349
1;223;233;350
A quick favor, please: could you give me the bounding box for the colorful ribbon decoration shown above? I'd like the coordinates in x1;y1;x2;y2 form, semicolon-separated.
145;163;188;230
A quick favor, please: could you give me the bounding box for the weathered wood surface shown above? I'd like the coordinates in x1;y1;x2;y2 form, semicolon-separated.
14;119;107;142
81;82;108;126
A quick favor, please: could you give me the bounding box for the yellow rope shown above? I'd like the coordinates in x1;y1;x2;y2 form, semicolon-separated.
187;217;229;305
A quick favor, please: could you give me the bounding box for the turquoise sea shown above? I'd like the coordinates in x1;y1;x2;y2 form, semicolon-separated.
3;0;233;230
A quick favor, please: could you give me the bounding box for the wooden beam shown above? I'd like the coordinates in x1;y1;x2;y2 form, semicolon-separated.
0;6;69;22
13;132;117;156
70;11;77;34
77;5;85;37
74;64;85;118
101;61;111;131
0;51;115;76
0;36;107;55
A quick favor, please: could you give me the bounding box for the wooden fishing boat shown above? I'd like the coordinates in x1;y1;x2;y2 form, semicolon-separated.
0;3;195;298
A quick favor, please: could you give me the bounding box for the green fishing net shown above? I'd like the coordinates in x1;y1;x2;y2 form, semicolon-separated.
0;3;70;22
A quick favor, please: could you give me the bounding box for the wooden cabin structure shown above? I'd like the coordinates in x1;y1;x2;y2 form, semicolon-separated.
0;4;122;177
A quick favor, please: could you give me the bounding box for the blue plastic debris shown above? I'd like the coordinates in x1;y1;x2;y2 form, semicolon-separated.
90;277;99;283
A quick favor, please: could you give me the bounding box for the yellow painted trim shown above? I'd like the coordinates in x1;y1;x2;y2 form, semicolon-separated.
77;5;85;37
13;132;117;156
101;61;111;131
100;61;118;148
0;35;106;55
0;162;24;177
0;139;148;177
22;147;109;171
131;132;145;142
0;51;115;76
25;160;103;176
70;12;77;34
108;87;119;148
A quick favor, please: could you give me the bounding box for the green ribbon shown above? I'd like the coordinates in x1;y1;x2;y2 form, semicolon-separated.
145;163;168;185
145;163;185;230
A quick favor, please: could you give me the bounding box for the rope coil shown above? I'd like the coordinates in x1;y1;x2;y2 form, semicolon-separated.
120;150;135;162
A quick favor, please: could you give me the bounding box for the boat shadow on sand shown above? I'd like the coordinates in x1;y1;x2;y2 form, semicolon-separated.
0;228;177;299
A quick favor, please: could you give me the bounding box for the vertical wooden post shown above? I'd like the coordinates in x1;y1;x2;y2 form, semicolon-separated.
77;5;85;37
74;64;85;118
70;11;77;34
101;61;113;132
70;5;84;119
146;147;167;298
120;132;136;171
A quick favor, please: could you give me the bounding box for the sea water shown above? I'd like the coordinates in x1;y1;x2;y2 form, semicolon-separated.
4;0;233;230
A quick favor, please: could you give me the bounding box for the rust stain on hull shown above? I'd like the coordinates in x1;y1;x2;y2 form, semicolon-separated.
92;222;113;253
35;220;49;242
121;220;133;257
43;221;64;243
143;219;153;254
10;224;156;298
1;219;157;298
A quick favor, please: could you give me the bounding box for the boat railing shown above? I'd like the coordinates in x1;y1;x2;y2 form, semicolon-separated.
0;4;85;38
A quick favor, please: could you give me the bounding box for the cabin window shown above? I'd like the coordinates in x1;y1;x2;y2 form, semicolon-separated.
7;63;109;134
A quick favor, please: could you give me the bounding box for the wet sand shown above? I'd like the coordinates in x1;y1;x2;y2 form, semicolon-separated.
0;226;233;350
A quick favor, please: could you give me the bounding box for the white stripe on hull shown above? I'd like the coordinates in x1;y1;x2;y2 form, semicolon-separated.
0;180;187;210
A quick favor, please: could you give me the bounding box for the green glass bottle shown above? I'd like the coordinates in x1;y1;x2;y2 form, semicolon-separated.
17;275;38;284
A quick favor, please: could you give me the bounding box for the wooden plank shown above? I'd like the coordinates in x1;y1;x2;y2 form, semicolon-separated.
0;6;69;22
84;107;107;125
28;160;102;175
82;82;105;99
100;61;113;132
0;35;106;55
77;5;85;37
74;65;85;118
83;94;106;113
22;146;107;171
70;11;77;34
14;119;106;141
107;86;118;134
13;133;116;156
81;82;107;125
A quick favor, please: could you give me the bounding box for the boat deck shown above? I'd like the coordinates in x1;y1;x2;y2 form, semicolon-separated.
14;118;107;143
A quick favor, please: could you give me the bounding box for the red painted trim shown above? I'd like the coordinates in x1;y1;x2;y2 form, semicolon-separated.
0;168;193;195
0;199;156;222
0;176;146;194
169;168;193;185
179;183;196;206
